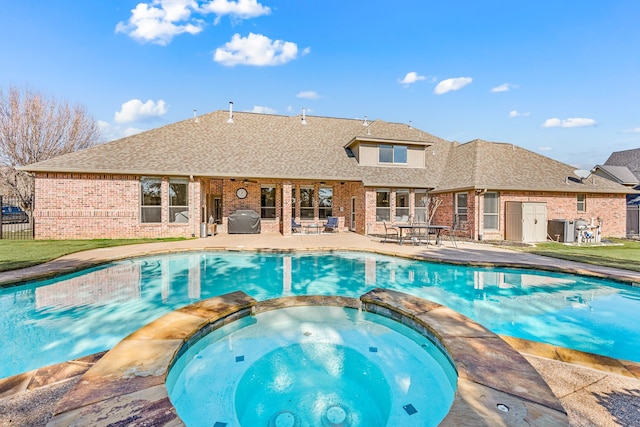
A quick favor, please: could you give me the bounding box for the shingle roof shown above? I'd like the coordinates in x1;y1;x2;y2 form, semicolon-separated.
592;165;640;186
605;148;640;179
21;110;633;194
432;139;631;194
21;111;447;187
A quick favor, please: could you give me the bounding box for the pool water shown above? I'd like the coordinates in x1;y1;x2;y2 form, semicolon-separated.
1;251;639;379
166;306;457;427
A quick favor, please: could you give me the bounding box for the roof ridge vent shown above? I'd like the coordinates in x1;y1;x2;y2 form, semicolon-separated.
227;101;234;123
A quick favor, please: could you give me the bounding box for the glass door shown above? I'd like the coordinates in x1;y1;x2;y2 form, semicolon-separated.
350;197;356;230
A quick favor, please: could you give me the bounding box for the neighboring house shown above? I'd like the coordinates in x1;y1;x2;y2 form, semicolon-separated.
21;108;633;241
594;148;640;237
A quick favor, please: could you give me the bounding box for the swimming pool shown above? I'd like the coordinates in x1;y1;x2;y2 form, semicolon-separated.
1;250;639;379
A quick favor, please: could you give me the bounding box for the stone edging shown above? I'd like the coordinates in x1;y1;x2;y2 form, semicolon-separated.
44;289;568;426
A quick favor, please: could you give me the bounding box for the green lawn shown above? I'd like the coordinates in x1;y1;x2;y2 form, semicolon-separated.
521;238;640;272
0;238;187;272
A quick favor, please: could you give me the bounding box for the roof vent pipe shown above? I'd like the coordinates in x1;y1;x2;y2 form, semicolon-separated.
301;107;307;124
408;120;413;129
227;101;234;123
193;109;198;123
363;116;368;126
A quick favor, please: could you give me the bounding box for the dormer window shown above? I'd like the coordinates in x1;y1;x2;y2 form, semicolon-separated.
379;144;407;164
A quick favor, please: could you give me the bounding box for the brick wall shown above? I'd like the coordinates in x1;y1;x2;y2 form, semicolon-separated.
35;173;626;240
499;191;626;238
433;190;627;240
34;173;198;239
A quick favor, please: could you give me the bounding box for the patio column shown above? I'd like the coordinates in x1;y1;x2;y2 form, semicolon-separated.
282;182;292;236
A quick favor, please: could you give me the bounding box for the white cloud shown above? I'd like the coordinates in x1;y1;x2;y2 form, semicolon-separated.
200;0;271;24
116;0;272;44
623;127;640;133
296;91;320;99
399;71;426;85
491;83;516;93
509;110;530;118
434;77;472;95
214;33;306;66
249;105;276;114
115;99;169;123
98;120;145;141
542;117;596;128
115;0;203;45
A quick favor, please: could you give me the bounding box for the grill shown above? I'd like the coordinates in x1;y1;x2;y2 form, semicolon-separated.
227;210;261;234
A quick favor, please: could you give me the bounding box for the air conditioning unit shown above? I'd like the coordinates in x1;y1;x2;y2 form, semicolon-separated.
547;219;575;243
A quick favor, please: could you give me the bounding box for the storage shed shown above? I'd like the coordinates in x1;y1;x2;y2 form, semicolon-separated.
505;202;547;242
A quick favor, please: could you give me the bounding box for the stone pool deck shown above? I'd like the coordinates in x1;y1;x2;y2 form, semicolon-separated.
1;232;639;426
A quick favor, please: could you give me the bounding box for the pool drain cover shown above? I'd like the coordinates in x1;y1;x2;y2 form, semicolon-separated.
270;410;298;427
322;404;350;426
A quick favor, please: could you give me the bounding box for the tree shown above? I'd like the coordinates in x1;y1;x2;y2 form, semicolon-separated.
0;86;102;207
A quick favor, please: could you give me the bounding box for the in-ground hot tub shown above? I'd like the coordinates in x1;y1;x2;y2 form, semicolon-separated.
167;305;457;427
46;290;569;426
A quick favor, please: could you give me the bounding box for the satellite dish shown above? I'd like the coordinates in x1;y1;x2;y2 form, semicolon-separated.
574;169;591;180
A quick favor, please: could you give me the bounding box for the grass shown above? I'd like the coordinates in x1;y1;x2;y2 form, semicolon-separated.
519;238;640;272
0;238;187;272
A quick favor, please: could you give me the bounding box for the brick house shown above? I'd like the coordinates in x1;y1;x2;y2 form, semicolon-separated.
592;147;640;237
21;108;633;241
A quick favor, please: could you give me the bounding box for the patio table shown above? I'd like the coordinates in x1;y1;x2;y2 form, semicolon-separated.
304;223;322;234
396;224;450;246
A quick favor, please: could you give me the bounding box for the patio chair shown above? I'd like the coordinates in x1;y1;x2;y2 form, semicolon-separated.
410;221;428;246
291;218;302;233
382;220;400;243
323;216;339;233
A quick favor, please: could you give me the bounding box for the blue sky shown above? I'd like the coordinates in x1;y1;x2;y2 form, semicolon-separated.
2;1;639;169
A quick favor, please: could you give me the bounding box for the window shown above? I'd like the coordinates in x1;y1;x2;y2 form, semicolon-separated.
455;193;468;224
483;192;499;230
169;179;189;223
291;186;296;218
300;186;315;219
379;145;393;163
577;194;586;212
396;189;409;221
414;189;428;223
394;145;407;163
318;187;333;219
379;144;407;164
376;189;390;221
141;177;161;223
261;186;276;219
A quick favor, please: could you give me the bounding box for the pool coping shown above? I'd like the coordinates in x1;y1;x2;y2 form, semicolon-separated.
43;290;571;426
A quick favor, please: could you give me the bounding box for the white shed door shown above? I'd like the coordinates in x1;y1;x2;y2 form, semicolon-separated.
522;203;547;242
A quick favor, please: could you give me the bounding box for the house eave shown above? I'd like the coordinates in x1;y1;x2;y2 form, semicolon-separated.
430;185;637;195
344;136;433;149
